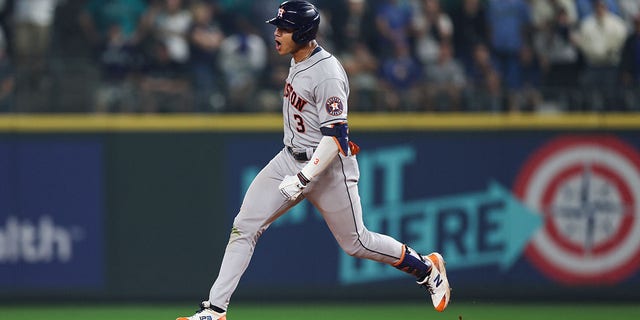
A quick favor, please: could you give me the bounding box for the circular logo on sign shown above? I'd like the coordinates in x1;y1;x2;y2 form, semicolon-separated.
514;136;640;285
325;96;344;116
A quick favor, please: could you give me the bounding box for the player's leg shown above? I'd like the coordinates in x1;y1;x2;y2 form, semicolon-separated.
209;150;303;307
305;155;450;311
178;150;301;320
305;154;419;265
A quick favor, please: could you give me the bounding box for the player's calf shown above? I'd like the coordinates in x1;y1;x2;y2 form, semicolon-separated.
392;244;432;279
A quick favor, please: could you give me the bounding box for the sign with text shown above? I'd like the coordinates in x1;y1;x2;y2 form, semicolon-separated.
0;140;104;289
227;133;640;291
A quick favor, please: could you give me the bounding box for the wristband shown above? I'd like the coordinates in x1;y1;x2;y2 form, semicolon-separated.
297;172;310;186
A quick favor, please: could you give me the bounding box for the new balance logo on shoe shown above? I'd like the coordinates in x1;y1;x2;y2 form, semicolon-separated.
200;317;212;320
434;274;443;288
424;252;451;312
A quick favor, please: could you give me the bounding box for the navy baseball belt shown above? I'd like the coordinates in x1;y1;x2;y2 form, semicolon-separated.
287;146;313;161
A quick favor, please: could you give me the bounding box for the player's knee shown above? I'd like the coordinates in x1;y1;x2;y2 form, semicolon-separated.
341;244;361;257
339;239;369;258
228;221;265;246
336;230;375;258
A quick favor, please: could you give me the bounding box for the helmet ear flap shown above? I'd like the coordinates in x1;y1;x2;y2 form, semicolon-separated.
292;20;319;44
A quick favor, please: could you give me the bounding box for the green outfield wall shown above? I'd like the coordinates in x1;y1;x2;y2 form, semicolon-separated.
1;113;639;302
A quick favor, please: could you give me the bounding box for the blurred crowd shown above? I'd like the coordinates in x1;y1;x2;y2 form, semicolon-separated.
0;0;639;113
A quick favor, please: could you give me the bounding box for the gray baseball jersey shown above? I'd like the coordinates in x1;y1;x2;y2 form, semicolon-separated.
207;47;404;310
282;46;349;150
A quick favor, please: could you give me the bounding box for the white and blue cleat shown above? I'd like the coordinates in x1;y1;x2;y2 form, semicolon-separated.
419;252;451;312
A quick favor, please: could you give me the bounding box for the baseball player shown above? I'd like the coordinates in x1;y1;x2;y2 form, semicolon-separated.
177;1;450;319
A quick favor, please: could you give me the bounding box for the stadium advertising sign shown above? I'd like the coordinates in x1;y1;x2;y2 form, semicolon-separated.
515;136;640;285
0;140;104;289
337;146;542;285
229;134;640;290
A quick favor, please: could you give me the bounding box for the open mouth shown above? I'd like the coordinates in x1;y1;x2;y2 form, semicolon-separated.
275;40;282;50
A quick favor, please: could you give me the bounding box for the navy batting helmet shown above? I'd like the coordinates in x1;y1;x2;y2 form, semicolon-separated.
266;0;320;44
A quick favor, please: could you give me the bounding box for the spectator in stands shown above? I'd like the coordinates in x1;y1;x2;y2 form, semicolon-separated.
255;61;288;113
143;0;193;65
217;16;267;112
188;1;224;112
618;0;640;30
532;4;580;110
374;0;414;58
11;0;63;111
256;1;292;113
620;14;640;110
466;42;502;112
79;0;147;48
79;0;148;112
378;43;423;111
515;43;543;111
13;0;61;89
450;0;488;73
576;0;622;19
530;0;578;28
341;41;380;111
216;0;255;34
574;0;628;110
486;0;532;112
94;24;143;113
329;0;377;56
0;27;14;112
412;0;454;67
309;7;335;53
0;0;12;55
139;40;192;112
424;41;466;111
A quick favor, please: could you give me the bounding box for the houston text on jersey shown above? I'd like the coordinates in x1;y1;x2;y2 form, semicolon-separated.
284;82;308;111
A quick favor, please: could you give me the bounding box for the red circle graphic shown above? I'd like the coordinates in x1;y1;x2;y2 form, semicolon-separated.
514;135;640;285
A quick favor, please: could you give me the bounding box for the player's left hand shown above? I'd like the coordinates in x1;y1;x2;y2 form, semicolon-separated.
279;174;306;201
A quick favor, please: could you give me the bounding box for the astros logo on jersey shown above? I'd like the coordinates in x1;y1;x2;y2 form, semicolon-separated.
325;97;343;116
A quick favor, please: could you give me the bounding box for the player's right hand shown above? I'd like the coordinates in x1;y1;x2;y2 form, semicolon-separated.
278;174;306;201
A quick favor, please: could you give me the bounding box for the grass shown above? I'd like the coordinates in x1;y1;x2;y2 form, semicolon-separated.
0;302;638;320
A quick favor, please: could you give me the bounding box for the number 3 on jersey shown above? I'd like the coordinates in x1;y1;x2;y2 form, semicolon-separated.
293;114;305;132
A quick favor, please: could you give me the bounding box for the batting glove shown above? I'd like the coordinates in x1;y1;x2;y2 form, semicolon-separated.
278;172;310;201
